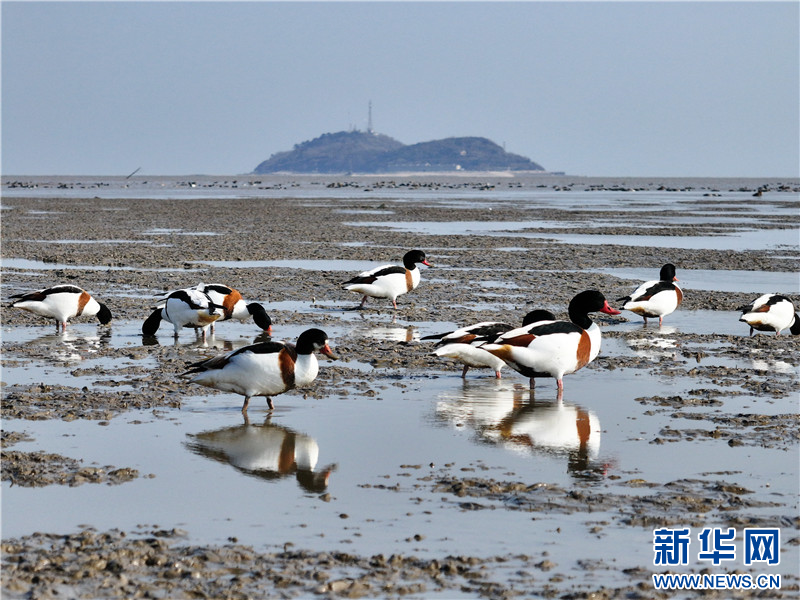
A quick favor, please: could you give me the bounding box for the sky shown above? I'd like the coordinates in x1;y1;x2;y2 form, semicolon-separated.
2;1;798;178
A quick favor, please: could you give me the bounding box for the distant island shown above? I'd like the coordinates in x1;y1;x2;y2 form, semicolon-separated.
253;130;546;174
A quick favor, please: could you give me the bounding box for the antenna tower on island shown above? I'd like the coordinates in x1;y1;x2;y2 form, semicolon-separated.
367;101;374;134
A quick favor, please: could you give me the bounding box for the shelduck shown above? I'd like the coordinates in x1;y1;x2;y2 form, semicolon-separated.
184;328;337;413
9;285;112;331
618;263;682;326
142;286;221;339
202;284;271;331
738;294;800;336
168;284;272;333
423;309;556;378
343;249;431;309
481;290;620;391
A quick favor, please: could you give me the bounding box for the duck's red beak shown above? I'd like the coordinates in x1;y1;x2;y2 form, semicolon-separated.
321;343;338;360
422;259;432;267
600;301;621;315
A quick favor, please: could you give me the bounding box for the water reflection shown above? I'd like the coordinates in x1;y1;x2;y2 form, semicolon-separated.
16;328;111;363
185;416;336;493
353;323;419;343
749;355;799;376
625;336;680;361
435;381;606;478
142;331;271;349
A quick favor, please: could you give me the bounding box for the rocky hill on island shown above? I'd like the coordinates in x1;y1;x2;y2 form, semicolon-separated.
253;131;545;174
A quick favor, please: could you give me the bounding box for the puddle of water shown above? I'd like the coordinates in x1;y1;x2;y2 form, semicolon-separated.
3;357;796;571
433;383;603;468
347;221;800;251
2;355;156;391
18;239;155;245
476;279;521;290
2;258;201;273
611;309;764;337
192;259;382;272
1;307;798;590
349;323;422;343
527;229;800;251
335;209;396;215
142;228;218;236
346;214;787;234
345;220;586;234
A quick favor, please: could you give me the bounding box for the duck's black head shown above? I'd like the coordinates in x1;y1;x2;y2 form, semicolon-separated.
296;328;338;359
97;303;113;325
659;263;678;282
791;313;800;336
403;250;432;269
568;290;621;328
142;307;163;336
521;309;556;326
247;303;272;332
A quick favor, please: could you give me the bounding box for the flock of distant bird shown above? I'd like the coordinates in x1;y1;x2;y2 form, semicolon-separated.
8;249;800;413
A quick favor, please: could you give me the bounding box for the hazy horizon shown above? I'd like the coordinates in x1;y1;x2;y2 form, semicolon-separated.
2;2;798;178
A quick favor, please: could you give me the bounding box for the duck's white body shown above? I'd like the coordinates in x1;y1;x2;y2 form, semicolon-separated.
155;283;271;332
190;345;318;398
343;250;430;309
345;266;420;304
619;264;682;326
185;328;336;413
484;320;600;385
427;322;515;379
196;284;272;332
481;290;620;391
206;286;249;321
9;285;112;331
143;287;220;338
739;294;800;336
426;310;557;379
163;289;220;337
621;281;682;323
433;336;508;377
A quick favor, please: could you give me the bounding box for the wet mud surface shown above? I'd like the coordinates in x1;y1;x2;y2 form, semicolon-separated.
0;528;656;600
1;175;798;598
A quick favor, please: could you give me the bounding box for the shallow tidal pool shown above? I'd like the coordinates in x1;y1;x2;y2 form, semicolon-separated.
2;310;798;593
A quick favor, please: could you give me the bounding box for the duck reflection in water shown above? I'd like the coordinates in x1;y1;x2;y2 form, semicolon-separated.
23;327;112;363
185;416;336;493
354;322;419;343
143;329;272;350
435;382;608;478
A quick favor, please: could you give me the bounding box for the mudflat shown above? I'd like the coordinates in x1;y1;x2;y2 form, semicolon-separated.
2;175;798;598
